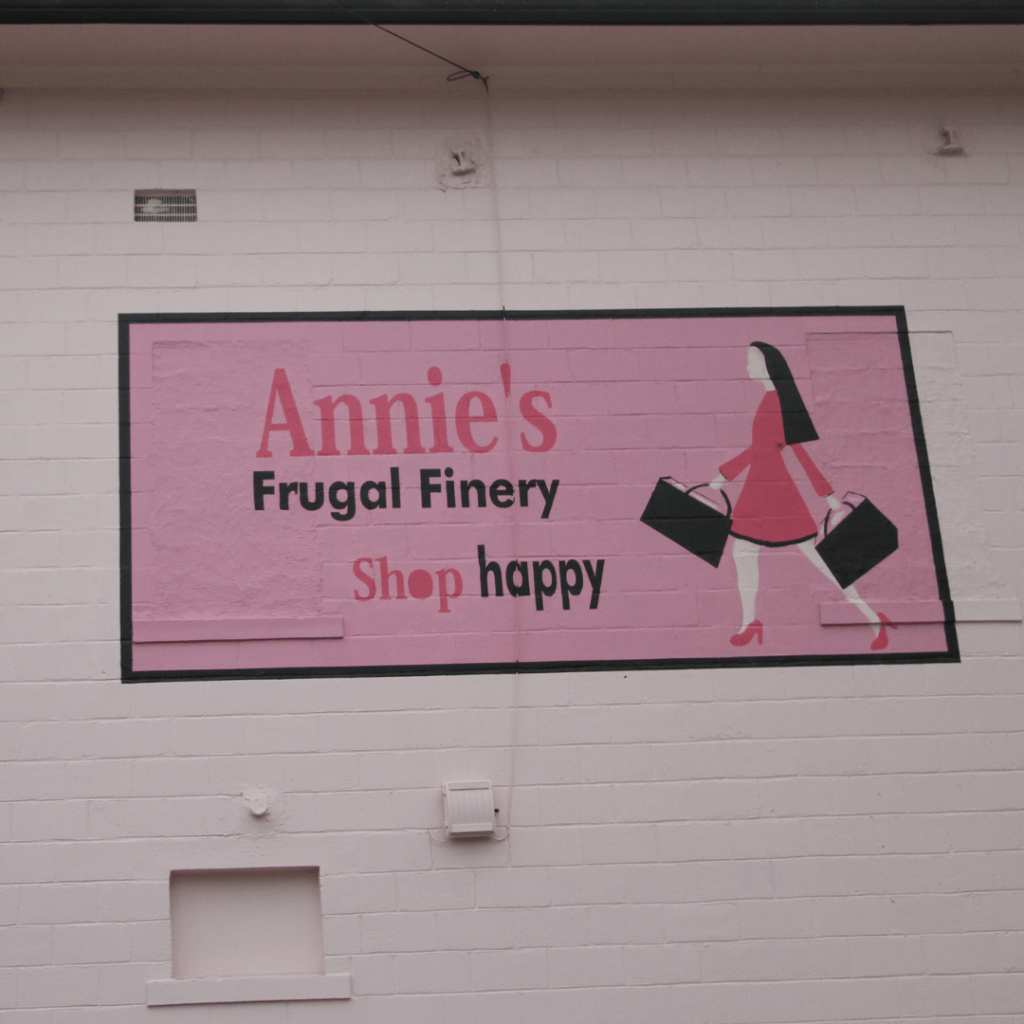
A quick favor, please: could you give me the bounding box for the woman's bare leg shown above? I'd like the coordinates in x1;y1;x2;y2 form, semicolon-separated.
797;539;881;635
732;537;761;629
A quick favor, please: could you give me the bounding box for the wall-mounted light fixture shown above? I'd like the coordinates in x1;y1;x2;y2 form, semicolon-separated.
935;127;966;157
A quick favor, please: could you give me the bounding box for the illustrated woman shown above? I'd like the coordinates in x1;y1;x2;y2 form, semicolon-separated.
709;342;894;650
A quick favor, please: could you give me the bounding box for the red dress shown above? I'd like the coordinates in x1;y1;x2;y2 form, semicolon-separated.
719;391;832;546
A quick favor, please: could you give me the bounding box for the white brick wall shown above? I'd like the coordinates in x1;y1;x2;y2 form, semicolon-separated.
0;82;1022;1021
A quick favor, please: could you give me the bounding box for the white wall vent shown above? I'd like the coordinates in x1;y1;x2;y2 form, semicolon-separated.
135;189;197;222
443;780;496;838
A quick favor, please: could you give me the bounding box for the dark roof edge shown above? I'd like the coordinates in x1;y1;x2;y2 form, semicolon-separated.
2;0;1024;26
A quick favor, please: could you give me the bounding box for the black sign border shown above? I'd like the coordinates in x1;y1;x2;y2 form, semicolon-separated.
119;305;959;682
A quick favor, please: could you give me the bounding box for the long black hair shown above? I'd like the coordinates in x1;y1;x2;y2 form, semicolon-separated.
750;341;818;446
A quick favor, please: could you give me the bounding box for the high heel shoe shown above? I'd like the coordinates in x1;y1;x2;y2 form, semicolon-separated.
870;612;896;651
729;619;763;646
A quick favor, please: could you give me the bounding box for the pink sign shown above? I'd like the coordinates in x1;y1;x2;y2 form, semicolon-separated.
120;309;957;680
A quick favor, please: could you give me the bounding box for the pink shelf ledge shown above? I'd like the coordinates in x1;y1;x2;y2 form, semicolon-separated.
133;617;345;643
819;599;1021;626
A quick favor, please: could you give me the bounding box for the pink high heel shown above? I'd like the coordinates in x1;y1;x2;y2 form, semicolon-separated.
730;619;763;646
870;612;896;651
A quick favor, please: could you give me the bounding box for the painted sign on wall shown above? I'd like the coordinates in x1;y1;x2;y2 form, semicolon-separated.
120;308;957;681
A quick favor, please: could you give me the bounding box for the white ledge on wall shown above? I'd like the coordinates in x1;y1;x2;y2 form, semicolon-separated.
146;974;351;1006
953;599;1023;622
818;599;1022;625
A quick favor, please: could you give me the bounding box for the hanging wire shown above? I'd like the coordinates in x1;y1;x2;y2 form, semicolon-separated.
326;1;489;91
327;0;506;845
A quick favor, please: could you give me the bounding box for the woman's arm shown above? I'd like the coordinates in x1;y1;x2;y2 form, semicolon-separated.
791;443;839;507
718;448;753;483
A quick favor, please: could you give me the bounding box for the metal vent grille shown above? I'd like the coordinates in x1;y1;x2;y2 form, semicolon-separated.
134;189;197;222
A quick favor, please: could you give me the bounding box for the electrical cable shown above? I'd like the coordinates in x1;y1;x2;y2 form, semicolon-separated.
325;1;489;91
484;94;522;847
321;6;506;844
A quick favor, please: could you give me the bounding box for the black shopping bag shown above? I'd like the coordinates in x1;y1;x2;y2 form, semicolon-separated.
816;492;898;589
641;477;733;568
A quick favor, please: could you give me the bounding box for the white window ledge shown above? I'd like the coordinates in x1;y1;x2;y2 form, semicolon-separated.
147;974;351;1006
